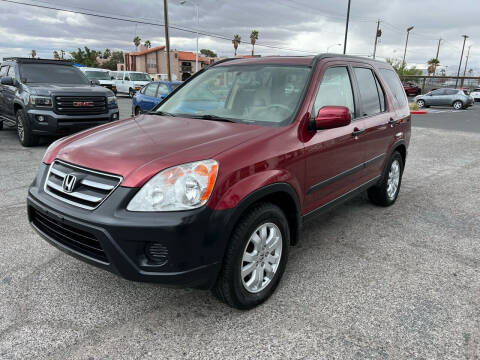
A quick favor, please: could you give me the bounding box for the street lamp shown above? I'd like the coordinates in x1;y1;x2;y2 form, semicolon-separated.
402;26;414;66
327;43;342;52
180;0;199;73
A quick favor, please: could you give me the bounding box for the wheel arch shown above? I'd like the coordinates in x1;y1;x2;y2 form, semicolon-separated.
388;140;407;166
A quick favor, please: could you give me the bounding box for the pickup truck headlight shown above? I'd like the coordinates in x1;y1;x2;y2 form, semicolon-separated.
29;95;52;107
107;96;117;106
127;160;219;212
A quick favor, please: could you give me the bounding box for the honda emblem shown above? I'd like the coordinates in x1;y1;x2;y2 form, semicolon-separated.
62;174;77;193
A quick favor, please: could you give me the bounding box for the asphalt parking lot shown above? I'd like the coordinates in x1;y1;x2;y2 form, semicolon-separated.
1;103;480;359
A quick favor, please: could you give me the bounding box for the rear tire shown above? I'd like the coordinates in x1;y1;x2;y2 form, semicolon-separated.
368;151;404;207
212;202;289;310
16;109;39;147
416;99;425;108
453;100;463;110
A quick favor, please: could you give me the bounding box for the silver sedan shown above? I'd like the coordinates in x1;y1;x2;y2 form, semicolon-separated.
415;88;474;110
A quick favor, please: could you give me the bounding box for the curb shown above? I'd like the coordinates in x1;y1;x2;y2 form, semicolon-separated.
410;110;428;115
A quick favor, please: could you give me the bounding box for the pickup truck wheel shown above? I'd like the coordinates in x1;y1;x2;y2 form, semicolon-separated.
368;151;403;206
16;109;39;147
213;202;289;310
129;88;134;98
453;100;463;110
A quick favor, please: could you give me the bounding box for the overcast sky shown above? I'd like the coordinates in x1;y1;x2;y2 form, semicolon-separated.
0;0;479;74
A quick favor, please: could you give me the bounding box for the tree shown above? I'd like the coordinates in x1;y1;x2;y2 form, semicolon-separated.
30;50;36;58
250;30;259;56
60;50;65;60
100;51;124;71
133;36;141;51
53;50;60;60
386;58;422;77
427;58;440;75
232;34;241;56
440;68;446;77
144;40;151;49
70;47;99;67
200;49;217;58
468;68;473;76
103;48;112;59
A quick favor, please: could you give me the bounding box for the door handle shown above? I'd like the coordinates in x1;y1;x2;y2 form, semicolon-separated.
352;127;365;136
389;117;399;124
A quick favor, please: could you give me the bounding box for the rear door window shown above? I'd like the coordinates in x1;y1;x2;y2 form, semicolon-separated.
445;89;459;95
7;66;16;79
314;66;355;118
0;65;9;77
157;83;170;96
353;67;382;116
144;83;158;97
379;68;408;109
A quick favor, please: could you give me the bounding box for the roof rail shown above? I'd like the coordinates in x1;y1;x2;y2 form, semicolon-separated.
2;57;73;65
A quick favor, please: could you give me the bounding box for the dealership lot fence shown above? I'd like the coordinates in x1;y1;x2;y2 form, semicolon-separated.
400;75;480;94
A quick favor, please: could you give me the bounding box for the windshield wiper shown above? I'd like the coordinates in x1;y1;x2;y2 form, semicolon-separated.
147;111;176;117
190;114;236;123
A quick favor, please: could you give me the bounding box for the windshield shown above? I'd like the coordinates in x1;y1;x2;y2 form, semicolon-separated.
19;64;89;84
84;70;110;80
129;72;151;81
155;65;310;126
170;83;181;90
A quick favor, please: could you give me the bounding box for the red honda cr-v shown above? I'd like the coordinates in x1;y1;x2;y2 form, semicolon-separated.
28;55;410;309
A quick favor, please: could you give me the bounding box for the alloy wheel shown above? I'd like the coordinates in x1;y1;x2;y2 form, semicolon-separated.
241;222;282;293
417;100;425;108
453;101;462;110
386;160;400;200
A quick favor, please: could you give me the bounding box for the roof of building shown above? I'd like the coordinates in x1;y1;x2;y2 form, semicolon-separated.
177;51;209;63
128;46;166;56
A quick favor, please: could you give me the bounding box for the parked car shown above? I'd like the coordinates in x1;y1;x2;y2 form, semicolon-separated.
415;88;474;110
0;57;119;146
402;82;421;96
78;67;117;94
470;88;480;101
112;71;152;97
27;55;410;309
132;81;182;114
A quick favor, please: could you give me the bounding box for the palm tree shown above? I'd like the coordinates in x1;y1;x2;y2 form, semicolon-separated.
144;40;151;49
30;50;36;58
133;36;141;51
427;58;440;75
53;50;60;60
250;30;259;56
60;50;65;59
232;34;241;56
103;48;111;59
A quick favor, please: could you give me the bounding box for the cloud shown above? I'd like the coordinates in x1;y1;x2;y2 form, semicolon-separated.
0;0;479;73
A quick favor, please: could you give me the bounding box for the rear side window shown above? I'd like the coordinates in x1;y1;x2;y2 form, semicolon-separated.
158;83;169;96
314;66;355;118
144;83;158;97
353;67;382;116
380;68;408;108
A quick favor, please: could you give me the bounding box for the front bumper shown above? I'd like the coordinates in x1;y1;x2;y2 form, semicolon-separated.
27;108;120;136
27;163;232;289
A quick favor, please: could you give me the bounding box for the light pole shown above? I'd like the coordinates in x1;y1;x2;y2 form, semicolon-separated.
455;35;468;88
163;0;171;81
402;26;414;66
343;0;351;54
327;43;342;52
180;0;199;73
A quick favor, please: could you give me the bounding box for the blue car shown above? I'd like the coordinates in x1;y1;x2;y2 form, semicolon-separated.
132;81;182;115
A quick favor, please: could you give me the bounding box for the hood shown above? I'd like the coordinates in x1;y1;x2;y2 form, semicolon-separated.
50;115;273;187
28;83;112;96
132;81;150;86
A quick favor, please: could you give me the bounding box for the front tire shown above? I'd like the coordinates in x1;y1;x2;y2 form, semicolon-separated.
134;107;142;116
213;203;289;310
16;109;39;147
129;88;135;98
368;151;404;207
453;100;463;110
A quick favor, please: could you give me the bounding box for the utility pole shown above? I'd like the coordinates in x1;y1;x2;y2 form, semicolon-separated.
461;45;471;88
372;19;381;59
402;26;414;66
343;0;351;54
433;38;442;75
163;0;172;81
455;35;468;88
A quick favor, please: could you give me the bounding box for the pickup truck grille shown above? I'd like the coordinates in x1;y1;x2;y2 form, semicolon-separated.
54;96;107;115
44;160;122;210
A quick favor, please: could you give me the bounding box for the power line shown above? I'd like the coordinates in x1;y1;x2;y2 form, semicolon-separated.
0;0;316;54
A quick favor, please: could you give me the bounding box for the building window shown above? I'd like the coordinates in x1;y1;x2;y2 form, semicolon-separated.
147;57;157;69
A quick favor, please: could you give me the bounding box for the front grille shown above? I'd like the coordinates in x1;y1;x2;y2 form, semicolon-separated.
44;160;122;210
54;96;107;115
31;208;108;262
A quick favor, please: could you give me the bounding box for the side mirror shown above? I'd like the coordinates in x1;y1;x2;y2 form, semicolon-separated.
1;76;15;86
314;106;351;130
90;79;100;86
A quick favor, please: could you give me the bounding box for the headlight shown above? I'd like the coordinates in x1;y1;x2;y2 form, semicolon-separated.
29;95;52;107
127;159;219;212
107;96;117;105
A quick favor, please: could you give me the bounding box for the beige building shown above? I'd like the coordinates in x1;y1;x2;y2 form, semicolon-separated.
121;45;215;81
